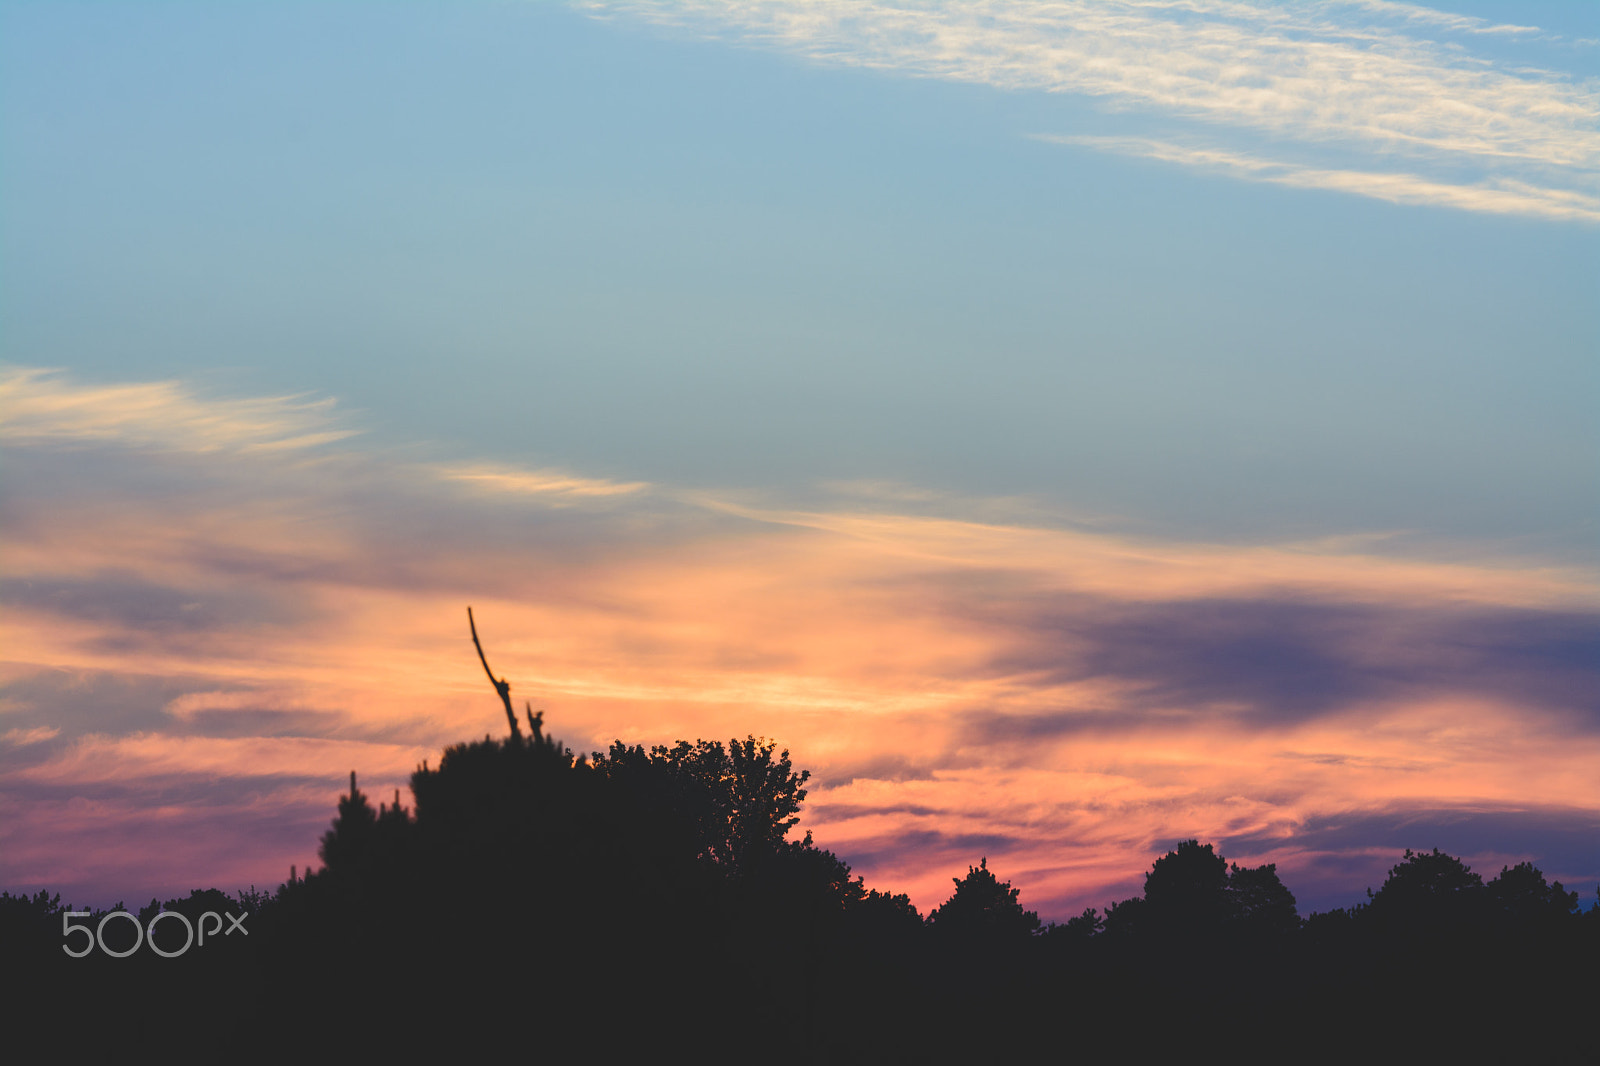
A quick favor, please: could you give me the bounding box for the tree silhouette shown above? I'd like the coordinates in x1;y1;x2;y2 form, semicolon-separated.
1365;848;1485;932
1226;861;1299;936
318;770;377;873
590;735;810;872
1485;861;1579;928
927;858;1041;942
1043;906;1104;945
1143;839;1230;929
1100;841;1297;940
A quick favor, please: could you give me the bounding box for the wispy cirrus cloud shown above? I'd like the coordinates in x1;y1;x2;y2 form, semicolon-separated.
0;367;358;453
1;726;60;747
3;369;1596;914
1335;0;1537;37
1037;135;1600;222
432;462;650;500
578;0;1600;221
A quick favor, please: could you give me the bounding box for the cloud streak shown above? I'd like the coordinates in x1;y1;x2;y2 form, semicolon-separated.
0;367;358;453
578;0;1600;221
1037;135;1600;222
432;462;650;500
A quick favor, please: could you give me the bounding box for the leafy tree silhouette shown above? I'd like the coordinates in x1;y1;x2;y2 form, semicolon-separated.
852;885;922;933
592;735;811;872
1051;906;1105;940
927;857;1041;942
1100;840;1297;941
1100;894;1147;937
1225;861;1299;936
1485;861;1579;928
1364;848;1486;933
1144;839;1230;929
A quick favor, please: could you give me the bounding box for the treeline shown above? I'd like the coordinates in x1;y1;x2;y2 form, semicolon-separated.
4;717;1595;1060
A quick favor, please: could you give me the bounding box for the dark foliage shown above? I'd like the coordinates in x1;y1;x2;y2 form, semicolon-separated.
1095;839;1298;943
1487;860;1581;927
927;857;1041;941
1365;846;1486;932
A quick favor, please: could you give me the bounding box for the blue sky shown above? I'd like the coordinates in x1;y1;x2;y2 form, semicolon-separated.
5;0;1595;551
2;1;1596;914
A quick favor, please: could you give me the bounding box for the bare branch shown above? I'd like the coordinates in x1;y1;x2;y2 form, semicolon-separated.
468;606;521;740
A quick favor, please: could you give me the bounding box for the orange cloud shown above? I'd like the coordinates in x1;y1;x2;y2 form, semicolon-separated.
3;370;1596;914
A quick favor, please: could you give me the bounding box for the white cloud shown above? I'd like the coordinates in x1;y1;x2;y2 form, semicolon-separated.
579;0;1599;221
1331;0;1539;37
1039;134;1600;222
0;367;359;453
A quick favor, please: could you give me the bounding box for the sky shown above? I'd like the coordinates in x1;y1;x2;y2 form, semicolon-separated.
1;0;1596;919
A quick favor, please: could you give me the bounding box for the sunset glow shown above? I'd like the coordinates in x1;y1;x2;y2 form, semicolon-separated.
2;1;1595;922
4;368;1594;915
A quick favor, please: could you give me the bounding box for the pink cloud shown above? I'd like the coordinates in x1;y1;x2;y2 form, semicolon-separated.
3;369;1595;914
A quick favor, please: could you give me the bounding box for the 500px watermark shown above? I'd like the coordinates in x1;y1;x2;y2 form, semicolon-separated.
61;909;248;958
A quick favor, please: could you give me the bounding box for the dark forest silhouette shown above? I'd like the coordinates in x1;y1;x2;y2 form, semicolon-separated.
5;614;1595;1061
